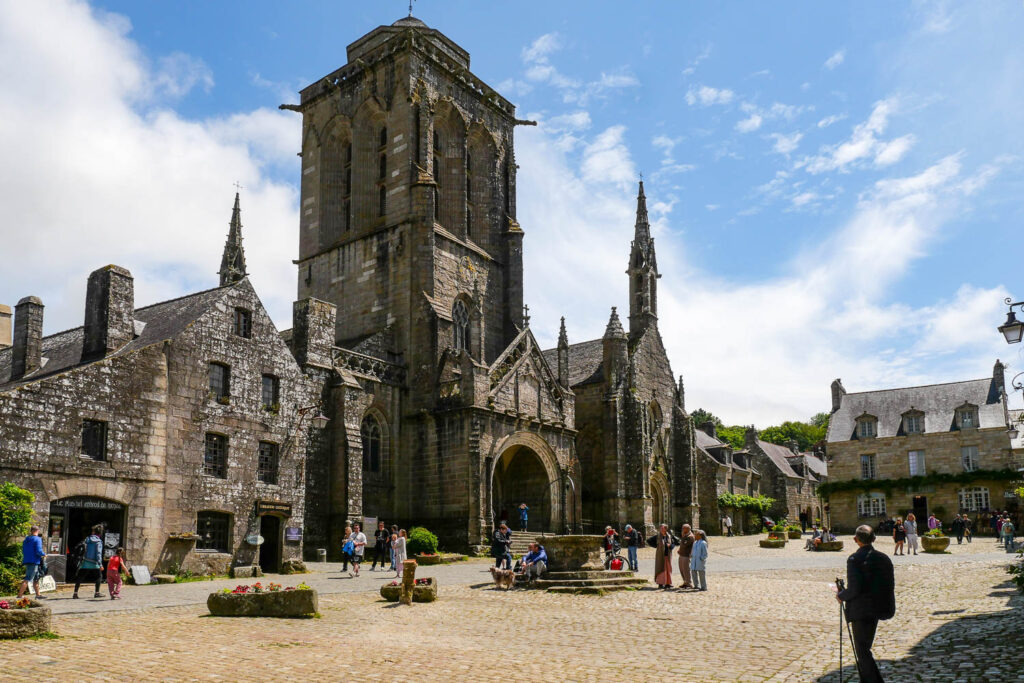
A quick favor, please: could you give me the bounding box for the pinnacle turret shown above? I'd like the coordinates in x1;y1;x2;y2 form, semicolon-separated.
603;307;627;339
219;192;248;286
634;180;650;242
558;316;568;348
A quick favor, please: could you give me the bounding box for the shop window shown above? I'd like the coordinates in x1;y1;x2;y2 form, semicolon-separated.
196;511;231;552
958;486;990;512
258;441;279;485
80;419;107;461
204;433;227;478
209;363;230;400
233;308;252;338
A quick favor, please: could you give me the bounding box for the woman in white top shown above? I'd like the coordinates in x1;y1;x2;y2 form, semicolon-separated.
391;529;408;578
904;513;919;555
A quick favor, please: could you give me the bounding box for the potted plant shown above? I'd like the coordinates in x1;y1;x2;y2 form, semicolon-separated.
921;528;950;553
786;524;803;539
207;582;318;617
379;577;438;603
0;598;52;639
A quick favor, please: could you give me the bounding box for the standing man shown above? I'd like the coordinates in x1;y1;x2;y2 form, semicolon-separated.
836;525;896;683
622;524;640;572
492;522;512;570
962;515;973;543
676;524;695;589
799;511;808;533
518;503;529;533
371;521;390;571
1001;515;1016;552
17;525;46;601
951;514;964;545
724;514;733;537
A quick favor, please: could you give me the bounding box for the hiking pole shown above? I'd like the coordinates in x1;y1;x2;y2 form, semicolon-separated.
835;578;843;682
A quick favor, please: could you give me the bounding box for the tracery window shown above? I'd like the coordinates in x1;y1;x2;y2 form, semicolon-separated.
361;416;382;474
452;300;469;352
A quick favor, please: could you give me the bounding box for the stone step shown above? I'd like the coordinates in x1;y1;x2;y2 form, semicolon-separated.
534;576;648;589
546;584;639;595
543;570;637;580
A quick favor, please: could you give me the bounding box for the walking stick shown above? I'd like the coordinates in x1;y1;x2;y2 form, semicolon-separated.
835;578;859;681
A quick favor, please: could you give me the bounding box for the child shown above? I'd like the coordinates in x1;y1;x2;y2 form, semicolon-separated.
106;547;129;600
690;529;709;592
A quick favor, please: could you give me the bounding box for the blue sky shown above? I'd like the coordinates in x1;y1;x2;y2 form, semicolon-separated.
1;1;1022;424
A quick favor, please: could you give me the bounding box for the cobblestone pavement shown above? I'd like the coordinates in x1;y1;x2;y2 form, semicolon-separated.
2;535;1021;682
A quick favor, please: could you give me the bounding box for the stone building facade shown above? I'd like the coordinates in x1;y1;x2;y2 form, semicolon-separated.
742;429;824;524
691;424;762;534
0;198;333;577
824;361;1020;531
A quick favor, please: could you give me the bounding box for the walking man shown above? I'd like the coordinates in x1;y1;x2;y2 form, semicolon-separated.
518;503;529;533
724;514;733;537
348;523;367;577
17;525;46;600
676;524;695;589
836;525;896;683
623;524;640;571
951;514;964;545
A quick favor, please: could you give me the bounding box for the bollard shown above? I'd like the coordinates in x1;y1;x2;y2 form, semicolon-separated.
400;559;417;605
318;548;327;563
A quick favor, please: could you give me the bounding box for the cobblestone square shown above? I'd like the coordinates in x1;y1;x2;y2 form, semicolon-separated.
2;536;1020;682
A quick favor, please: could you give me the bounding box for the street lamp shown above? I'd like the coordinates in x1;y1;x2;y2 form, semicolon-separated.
998;299;1024;344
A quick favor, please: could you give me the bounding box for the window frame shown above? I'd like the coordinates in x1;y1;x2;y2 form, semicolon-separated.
233;308;252;339
196;511;231;553
960;445;979;472
957;486;990;512
257;441;279;485
80;419;108;461
361;416;382;475
857;418;877;439
452;299;470;353
856;493;886;518
958;407;978;430
860;453;877;480
203;433;228;479
907;449;925;477
208;362;230;400
903;412;924;435
261;374;280;411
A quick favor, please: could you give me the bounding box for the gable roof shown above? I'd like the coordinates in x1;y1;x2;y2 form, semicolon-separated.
787;452;828;479
827;377;1005;442
695;429;727;451
541;338;604;387
756;440;801;478
0;284;233;392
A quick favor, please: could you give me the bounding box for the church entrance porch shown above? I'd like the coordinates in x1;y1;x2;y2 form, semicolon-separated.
492;445;555;533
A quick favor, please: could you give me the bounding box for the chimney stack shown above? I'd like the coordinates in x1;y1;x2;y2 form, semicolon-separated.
292;297;337;368
830;379;846;414
82;265;135;361
0;304;11;349
12;296;44;379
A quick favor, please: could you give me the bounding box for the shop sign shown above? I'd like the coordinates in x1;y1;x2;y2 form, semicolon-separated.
285;527;302;542
256;500;292;516
55;497;123;510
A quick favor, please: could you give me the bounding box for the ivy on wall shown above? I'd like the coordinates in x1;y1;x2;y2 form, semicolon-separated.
716;492;777;513
817;468;1023;499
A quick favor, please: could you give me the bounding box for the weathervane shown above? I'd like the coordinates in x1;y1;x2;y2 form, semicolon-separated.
233;181;244;192
408;0;416;17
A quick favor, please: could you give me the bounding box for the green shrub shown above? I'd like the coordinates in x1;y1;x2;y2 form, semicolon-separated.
0;483;34;596
406;527;439;556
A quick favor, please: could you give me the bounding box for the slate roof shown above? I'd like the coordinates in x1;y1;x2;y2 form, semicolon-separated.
787;452;828;479
0;284;232;392
541;338;605;387
826;376;1005;443
756;440;801;478
695;429;727;451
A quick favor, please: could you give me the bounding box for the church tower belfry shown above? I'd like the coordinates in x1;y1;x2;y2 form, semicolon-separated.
219;192;247;286
627;180;659;337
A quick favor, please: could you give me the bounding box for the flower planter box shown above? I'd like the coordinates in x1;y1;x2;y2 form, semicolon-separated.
817;541;844;552
0;602;51;639
206;589;318;618
379;577;438;603
414;553;443;566
759;539;787;549
921;536;950;553
787;530;803;539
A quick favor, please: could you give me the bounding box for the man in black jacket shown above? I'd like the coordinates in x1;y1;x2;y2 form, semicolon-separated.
492;522;512;569
837;525;895;683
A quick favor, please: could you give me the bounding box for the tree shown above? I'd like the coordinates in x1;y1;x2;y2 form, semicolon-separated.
810;412;831;428
716;425;747;450
758;420;827;452
0;482;35;595
689;408;721;428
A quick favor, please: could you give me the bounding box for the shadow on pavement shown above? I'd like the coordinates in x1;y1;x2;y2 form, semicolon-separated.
815;581;1023;682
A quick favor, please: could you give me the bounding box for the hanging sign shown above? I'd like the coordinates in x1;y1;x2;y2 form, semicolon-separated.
256;501;292;516
285;527;302;542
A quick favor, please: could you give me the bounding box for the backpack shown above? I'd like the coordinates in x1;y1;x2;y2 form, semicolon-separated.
868;548;896;621
342;540;355;556
72;538;88;560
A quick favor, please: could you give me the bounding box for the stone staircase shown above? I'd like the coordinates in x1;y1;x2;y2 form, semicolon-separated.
508;531;558;556
533;569;648;594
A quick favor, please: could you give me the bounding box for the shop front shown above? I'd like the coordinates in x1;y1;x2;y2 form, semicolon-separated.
47;496;126;582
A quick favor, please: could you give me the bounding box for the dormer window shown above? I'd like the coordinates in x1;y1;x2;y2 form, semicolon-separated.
856;416;877;439
957;405;979;430
903;412;924;435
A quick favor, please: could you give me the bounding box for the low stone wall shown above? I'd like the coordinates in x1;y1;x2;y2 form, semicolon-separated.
206;590;318;618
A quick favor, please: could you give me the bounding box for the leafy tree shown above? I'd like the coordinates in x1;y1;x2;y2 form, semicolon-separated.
716;425;747;450
689;408;721;428
0;482;35;595
759;420;827;452
810;412;831;428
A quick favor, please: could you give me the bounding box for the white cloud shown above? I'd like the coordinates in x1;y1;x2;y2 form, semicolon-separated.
770;131;803;155
735;113;763;133
685;85;734;106
824;49;846;70
522;32;562;63
705;204;720;211
817;114;846;128
790;191;817;207
580;126;636;184
0;0;300;333
682;44;712;76
802;98;917;173
543;111;592;134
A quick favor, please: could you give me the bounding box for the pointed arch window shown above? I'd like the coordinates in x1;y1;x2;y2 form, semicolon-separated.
361;415;382;474
452;300;470;353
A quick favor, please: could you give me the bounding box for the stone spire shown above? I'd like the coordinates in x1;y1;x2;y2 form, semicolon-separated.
603;306;627;339
602;306;629;390
558;316;569;347
219;192;248;286
678;374;686;411
627;181;659;337
557;317;569;388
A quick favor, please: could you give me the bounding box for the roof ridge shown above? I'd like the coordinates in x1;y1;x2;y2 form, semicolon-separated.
843;377;990;396
134;283;233;313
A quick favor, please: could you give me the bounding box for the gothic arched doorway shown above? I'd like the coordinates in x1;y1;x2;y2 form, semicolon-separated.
651;471;670;528
492;445;554;532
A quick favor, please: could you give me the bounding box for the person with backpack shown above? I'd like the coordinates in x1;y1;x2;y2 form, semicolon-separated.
836;525;896;683
340;524;353;573
492;522;513;570
1001;516;1016;552
348;523;367;577
622;524;641;572
17;525;47;600
73;525;106;599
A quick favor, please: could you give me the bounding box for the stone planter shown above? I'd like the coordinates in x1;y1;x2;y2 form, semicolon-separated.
921;536;950;553
759;539;787;549
0;602;52;639
544;535;604;571
787;530;802;539
818;541;844;552
440;553;467;563
379;577;438;603
414;554;443;566
206;589;318;618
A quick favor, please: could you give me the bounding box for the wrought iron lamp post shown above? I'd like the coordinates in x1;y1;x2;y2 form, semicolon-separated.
998;299;1024;344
